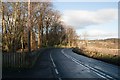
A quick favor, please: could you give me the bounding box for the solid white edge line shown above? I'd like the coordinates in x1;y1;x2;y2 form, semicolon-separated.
62;49;89;69
61;49;115;80
94;71;107;79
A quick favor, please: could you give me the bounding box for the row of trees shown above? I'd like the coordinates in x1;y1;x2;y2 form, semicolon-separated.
1;2;78;53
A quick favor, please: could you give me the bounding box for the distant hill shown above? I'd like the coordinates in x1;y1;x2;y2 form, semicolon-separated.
78;38;119;49
103;38;120;43
79;38;120;43
94;38;120;45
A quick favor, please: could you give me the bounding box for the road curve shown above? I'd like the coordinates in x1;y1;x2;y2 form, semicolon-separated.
50;48;120;79
3;48;120;79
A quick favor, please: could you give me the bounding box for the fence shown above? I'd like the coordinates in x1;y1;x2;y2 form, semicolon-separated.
2;52;29;68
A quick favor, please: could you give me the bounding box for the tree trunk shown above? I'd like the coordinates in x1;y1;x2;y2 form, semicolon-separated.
38;15;42;48
46;22;49;46
2;4;5;51
21;35;24;53
28;0;31;53
38;27;41;48
41;25;43;46
30;31;33;50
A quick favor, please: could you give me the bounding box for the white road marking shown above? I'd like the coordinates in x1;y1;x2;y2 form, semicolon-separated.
58;78;62;80
55;68;59;74
94;71;107;79
62;49;89;70
50;53;56;68
106;75;113;79
50;52;62;80
61;49;115;80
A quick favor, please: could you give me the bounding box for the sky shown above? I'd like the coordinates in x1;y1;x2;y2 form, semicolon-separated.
0;0;119;40
53;2;118;40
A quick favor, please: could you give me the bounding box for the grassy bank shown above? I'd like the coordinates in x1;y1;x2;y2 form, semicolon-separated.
72;47;120;66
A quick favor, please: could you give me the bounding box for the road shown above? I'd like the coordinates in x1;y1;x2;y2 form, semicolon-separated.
2;48;120;79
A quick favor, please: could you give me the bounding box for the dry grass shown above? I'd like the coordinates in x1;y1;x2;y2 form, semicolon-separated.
88;41;118;49
85;46;119;56
78;39;119;56
73;39;120;66
73;47;120;66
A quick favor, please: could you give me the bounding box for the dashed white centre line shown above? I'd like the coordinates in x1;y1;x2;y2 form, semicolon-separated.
50;52;62;80
55;68;59;74
50;54;56;67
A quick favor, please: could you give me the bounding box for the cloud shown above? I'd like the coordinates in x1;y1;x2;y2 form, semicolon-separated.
61;9;118;29
53;0;119;2
87;29;118;37
80;29;118;40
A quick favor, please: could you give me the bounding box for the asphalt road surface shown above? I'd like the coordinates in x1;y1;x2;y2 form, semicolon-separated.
2;48;120;80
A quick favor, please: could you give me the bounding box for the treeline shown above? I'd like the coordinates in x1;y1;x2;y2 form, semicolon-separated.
1;2;78;53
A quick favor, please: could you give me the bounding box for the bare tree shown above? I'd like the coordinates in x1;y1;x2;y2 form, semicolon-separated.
83;32;88;47
27;0;31;53
2;1;79;52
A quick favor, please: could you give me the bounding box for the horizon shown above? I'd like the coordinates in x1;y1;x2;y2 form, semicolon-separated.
0;1;119;40
53;2;118;40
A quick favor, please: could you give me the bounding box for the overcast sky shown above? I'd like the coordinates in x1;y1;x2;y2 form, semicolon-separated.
53;2;118;40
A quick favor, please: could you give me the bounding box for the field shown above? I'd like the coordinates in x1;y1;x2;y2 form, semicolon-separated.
73;38;120;66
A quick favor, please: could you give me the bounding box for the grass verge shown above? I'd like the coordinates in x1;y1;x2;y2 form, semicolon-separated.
72;47;120;66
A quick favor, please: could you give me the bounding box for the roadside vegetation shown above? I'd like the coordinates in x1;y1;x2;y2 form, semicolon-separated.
73;38;120;66
1;1;119;69
1;1;78;69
